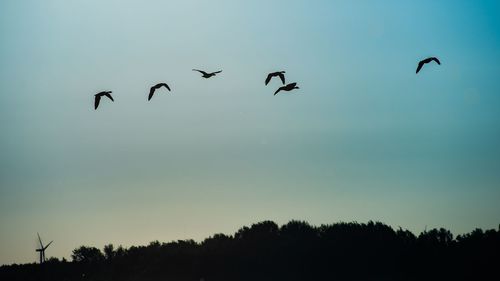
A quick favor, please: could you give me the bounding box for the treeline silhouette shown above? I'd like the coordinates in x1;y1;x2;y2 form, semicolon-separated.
1;220;499;281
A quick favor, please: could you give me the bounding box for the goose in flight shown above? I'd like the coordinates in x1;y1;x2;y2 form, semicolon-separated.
416;57;441;74
94;91;114;110
265;71;286;85
274;82;299;96
148;83;171;101
192;69;222;78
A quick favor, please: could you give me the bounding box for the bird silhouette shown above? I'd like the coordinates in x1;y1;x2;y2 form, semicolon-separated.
148;83;171;101
274;82;299;96
416;57;441;74
265;71;286;85
94;91;114;110
193;69;222;78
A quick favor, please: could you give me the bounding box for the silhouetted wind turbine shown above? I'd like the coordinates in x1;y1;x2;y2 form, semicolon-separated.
94;91;114;110
148;83;171;101
416;57;441;74
36;233;53;264
192;69;222;78
265;71;286;85
274;82;299;96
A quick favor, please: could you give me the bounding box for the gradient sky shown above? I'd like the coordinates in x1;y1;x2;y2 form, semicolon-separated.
1;0;499;265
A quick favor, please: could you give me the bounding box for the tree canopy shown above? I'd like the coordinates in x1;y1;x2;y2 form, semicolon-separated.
1;220;499;281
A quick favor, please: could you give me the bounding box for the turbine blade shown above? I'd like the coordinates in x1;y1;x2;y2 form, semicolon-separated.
37;233;43;248
44;241;53;250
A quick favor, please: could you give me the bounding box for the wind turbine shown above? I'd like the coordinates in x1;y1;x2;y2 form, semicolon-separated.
36;233;53;264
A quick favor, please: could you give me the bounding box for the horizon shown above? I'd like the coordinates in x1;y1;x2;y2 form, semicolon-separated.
3;219;499;266
1;0;500;265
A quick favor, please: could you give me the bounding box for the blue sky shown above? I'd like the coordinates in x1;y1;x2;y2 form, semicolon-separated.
1;0;499;264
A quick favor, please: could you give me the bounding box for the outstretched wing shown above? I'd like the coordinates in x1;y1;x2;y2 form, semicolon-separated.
193;69;208;76
432;57;441;65
212;70;222;74
94;95;101;110
416;61;425;74
265;73;273;85
104;93;114;101
148;87;156;101
278;73;286;84
274;87;283;96
164;83;171;91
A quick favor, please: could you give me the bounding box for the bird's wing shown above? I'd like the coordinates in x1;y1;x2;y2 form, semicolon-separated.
213;70;222;74
265;74;273;85
104;93;114;101
193;69;208;75
416;61;424;74
278;73;286;84
274;87;283;96
44;241;53;250
432;57;441;65
158;83;171;91
94;95;101;110
148;87;156;101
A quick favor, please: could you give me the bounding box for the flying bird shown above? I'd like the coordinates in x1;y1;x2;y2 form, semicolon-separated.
192;69;222;78
94;91;114;110
416;57;441;74
148;83;171;101
265;71;286;85
274;82;299;96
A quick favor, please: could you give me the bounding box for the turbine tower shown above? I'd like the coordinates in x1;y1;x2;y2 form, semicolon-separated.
36;233;53;264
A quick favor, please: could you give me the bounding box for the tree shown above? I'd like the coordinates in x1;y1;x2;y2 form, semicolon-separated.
103;244;115;260
71;246;104;263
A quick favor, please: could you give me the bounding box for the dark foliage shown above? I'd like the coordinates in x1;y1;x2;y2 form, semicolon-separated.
1;221;499;281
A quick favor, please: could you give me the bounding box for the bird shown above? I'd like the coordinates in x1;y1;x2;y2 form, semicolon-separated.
192;69;222;78
265;71;286;85
94;91;114;110
416;57;441;74
274;82;299;95
148;83;171;101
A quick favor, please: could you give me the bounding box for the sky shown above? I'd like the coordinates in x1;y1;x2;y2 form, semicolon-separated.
1;0;499;265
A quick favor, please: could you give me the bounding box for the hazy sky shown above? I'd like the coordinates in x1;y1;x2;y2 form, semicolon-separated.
1;0;499;264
